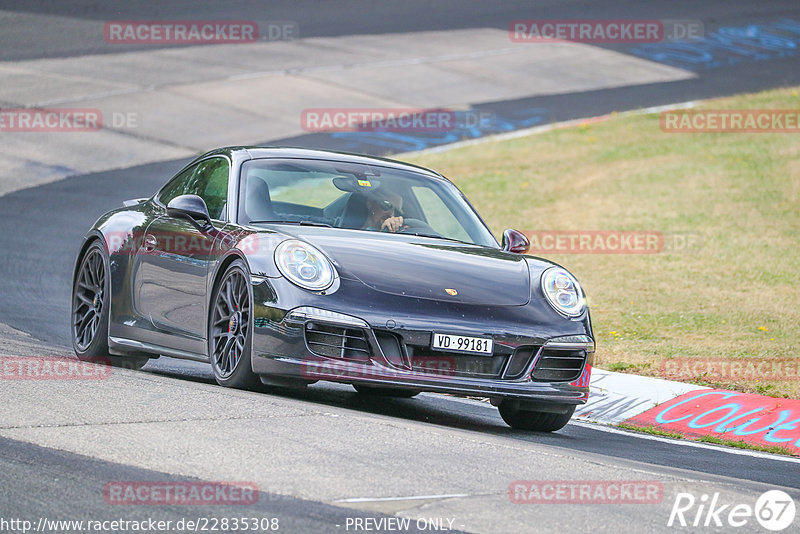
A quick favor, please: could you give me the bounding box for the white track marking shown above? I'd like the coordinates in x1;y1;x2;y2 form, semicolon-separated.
335;493;471;503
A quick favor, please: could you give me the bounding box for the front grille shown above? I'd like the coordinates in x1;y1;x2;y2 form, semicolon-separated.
531;348;586;382
305;322;370;360
407;346;508;378
373;329;550;380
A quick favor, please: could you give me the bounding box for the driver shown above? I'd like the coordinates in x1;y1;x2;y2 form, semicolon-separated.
363;187;405;233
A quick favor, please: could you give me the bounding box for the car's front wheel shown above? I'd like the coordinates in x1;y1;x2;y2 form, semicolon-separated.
497;400;575;432
209;259;259;389
72;240;148;370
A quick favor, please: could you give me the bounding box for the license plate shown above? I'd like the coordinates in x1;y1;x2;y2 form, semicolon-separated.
431;333;493;355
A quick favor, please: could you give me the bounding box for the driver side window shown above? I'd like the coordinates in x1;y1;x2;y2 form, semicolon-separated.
157;158;230;220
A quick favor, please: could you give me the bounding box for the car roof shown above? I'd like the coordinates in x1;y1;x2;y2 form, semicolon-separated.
197;146;444;180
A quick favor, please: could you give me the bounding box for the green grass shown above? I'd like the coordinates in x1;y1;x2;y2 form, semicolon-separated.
405;86;800;398
617;423;684;440
606;362;637;372
618;423;798;456
696;435;796;456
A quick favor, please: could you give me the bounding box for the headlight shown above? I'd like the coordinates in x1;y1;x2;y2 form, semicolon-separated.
274;240;335;291
541;267;585;317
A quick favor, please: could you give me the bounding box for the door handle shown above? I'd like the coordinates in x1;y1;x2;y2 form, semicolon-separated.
143;233;157;252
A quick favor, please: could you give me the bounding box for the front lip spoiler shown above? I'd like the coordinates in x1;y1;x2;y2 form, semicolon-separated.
259;355;588;404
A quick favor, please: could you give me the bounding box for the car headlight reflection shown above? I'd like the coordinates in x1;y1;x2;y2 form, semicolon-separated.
275;240;335;291
541;267;585;317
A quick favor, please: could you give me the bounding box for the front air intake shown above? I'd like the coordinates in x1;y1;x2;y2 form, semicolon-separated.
531;348;586;382
304;322;370;360
504;345;540;379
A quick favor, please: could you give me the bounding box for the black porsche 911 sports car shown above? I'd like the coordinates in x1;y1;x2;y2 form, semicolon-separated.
72;147;594;431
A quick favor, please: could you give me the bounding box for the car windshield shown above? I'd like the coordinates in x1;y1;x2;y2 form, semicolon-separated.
238;158;497;247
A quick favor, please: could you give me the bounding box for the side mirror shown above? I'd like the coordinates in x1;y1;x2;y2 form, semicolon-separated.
502;228;530;254
167;194;212;229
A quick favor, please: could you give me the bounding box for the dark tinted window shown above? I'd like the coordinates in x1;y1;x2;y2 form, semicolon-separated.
157;158;230;219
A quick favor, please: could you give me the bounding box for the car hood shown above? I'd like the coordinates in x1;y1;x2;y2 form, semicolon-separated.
277;227;531;306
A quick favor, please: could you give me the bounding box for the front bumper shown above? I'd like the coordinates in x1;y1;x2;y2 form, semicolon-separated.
250;279;594;404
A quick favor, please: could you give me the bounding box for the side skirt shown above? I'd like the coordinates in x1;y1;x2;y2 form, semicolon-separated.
109;336;209;363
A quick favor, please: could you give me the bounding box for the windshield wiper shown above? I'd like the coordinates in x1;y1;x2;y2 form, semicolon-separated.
249;220;333;227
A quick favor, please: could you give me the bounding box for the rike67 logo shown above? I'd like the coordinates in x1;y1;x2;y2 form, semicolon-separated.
668;490;796;531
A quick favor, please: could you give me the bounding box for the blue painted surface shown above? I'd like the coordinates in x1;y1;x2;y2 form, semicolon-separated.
328;107;549;153
631;19;800;70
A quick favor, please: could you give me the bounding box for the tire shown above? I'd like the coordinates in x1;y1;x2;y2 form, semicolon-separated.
72;240;148;370
208;259;259;389
353;385;421;398
497;400;575;432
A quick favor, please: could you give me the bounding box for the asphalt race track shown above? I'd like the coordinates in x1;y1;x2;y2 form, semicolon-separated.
1;2;800;533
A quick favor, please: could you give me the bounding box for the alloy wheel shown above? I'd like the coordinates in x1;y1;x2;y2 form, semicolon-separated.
72;248;106;351
210;268;250;378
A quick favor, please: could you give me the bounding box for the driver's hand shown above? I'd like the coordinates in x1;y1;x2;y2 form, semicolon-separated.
381;215;404;233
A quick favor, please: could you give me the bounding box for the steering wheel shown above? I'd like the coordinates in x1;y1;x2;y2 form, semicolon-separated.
387;217;441;237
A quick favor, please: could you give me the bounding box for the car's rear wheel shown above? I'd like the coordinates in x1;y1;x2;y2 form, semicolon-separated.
497;400;575;432
72;240;148;370
209;259;259;389
353;385;421;398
